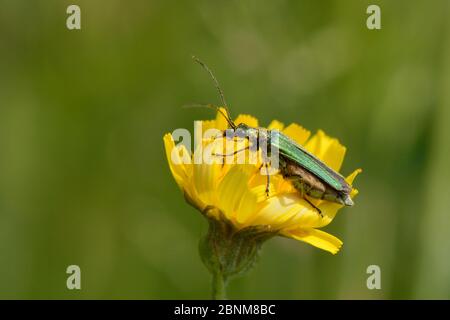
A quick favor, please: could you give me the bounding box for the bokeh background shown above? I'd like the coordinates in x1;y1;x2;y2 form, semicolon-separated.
1;0;450;299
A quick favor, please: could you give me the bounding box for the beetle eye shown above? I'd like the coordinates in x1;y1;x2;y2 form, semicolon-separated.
235;128;247;138
224;128;235;138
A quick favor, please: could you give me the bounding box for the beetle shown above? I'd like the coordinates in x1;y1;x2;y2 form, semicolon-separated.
192;57;354;214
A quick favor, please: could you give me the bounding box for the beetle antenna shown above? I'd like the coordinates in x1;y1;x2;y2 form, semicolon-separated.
182;103;236;129
191;56;235;128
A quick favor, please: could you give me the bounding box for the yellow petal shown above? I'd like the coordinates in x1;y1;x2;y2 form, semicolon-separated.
282;123;311;146
320;139;346;172
248;170;283;201
234;114;259;127
202;119;218;132
305;130;346;172
313;202;343;228
346;168;362;185
278;197;331;229
247;193;313;228
305;130;332;159
215;107;230;130
217;166;253;221
234;185;258;227
163;133;189;188
346;168;362;198
351;188;359;197
192;161;221;206
283;228;343;254
192;140;222;205
268;120;284;130
276;178;297;194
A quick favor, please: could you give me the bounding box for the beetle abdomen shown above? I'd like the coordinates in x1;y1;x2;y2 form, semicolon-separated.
279;157;353;206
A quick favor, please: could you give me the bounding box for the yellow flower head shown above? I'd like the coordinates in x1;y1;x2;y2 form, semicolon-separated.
163;109;361;254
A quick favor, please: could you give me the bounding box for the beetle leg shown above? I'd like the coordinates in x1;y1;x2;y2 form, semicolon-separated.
212;146;249;157
303;196;322;217
264;162;270;197
295;180;323;217
213;146;250;167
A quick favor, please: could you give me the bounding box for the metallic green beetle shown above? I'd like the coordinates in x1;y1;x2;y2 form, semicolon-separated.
192;57;354;214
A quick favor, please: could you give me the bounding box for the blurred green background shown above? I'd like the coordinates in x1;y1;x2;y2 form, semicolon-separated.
1;0;450;299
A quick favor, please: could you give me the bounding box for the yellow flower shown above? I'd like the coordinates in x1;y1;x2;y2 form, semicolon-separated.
163;109;361;254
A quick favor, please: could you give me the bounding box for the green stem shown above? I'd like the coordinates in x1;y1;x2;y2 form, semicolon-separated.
212;272;227;300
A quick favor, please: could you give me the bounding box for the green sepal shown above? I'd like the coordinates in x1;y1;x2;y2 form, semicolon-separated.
199;206;276;283
183;191;277;298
